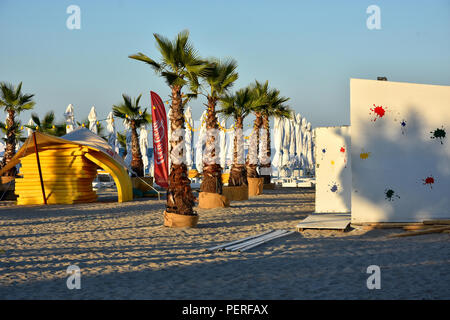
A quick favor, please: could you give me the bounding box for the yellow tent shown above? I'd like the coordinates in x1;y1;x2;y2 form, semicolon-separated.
0;128;132;205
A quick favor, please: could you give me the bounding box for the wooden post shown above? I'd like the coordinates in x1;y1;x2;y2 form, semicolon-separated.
33;132;47;205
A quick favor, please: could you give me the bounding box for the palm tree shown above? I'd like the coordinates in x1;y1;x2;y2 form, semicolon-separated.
0;82;35;175
25;111;66;137
245;80;269;178
0;120;27;144
113;94;151;177
129;30;211;216
259;89;290;184
193;58;238;194
218;87;260;186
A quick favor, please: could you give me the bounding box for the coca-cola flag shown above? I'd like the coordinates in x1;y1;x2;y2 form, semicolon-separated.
150;91;169;188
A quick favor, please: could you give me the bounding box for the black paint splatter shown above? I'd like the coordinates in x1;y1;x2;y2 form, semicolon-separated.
385;189;400;201
328;182;340;193
400;120;407;135
430;127;446;144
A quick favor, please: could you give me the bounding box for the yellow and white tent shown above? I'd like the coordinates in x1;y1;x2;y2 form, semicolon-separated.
0;128;132;205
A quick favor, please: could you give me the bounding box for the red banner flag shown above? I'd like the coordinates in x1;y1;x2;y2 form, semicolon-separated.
150;91;169;188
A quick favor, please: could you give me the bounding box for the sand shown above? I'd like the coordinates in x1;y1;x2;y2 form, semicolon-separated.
0;188;449;299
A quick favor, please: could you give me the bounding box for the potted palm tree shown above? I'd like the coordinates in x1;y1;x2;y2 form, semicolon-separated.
218;87;260;201
0;82;35;176
129;30;211;227
113;94;152;178
192;58;238;208
259;88;290;186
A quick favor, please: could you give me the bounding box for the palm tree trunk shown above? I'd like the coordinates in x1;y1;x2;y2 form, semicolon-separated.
246;112;262;178
130;120;144;177
260;114;272;184
1;110;17;176
166;85;195;215
200;96;223;194
229;116;247;186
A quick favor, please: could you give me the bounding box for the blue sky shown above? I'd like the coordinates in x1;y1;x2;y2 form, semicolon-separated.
1;0;449;131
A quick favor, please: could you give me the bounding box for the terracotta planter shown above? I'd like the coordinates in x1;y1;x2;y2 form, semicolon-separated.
163;211;199;228
248;177;264;196
222;185;249;201
198;192;230;209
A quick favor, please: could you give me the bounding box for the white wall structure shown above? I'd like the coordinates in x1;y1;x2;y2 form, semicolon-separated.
315;126;351;213
351;79;450;223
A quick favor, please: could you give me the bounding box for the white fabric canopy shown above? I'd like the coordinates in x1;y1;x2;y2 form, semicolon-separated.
123;120;132;167
139;124;149;174
26;118;35;137
288;114;297;168
282;117;290;167
295;113;303;166
88;106;98;134
219;116;227;169
184;106;194;169
306;122;314;172
64;104;75;134
272;117;284;169
301;118;308;169
195;110;207;171
106;112;119;154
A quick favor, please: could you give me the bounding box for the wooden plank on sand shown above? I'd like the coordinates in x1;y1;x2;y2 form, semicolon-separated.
422;220;450;225
388;226;450;238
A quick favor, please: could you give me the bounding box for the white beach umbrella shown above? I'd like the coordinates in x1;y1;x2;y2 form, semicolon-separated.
195;110;207;172
272;117;284;170
64;104;75;134
88;106;98;134
219;116;227;170
282;117;291;168
184;106;194;169
139;124;149;175
301;118;308;170
306;122;314;172
225;128;234;170
26;118;35;137
106;112;119;154
123;120;132;167
295;113;303;166
288;114;297;168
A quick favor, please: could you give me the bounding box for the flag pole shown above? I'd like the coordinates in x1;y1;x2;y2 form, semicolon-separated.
32;131;47;205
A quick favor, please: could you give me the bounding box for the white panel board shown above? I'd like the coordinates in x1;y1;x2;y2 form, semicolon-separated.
350;79;450;223
315;126;351;213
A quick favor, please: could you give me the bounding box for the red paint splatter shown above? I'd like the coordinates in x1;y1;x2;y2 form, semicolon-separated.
423;176;435;189
370;104;387;121
340;147;345;153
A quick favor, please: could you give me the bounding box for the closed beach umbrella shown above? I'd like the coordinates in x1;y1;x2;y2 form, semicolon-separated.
225;128;234;170
123;120;132;167
288;114;297;168
184;106;194;169
295;113;303;166
26;118;35;137
306;122;314;172
64;104;75;134
282;117;291;168
195;110;207;172
106;111;119;154
272;117;284;170
88;106;98;134
219;116;227;170
139;124;149;175
301;118;308;170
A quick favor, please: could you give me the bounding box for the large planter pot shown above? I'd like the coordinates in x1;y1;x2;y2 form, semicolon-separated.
198;192;230;209
163;211;199;228
222;185;249;201
248;177;264;196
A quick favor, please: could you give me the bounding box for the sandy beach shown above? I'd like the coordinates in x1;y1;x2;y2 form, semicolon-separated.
0;188;449;300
